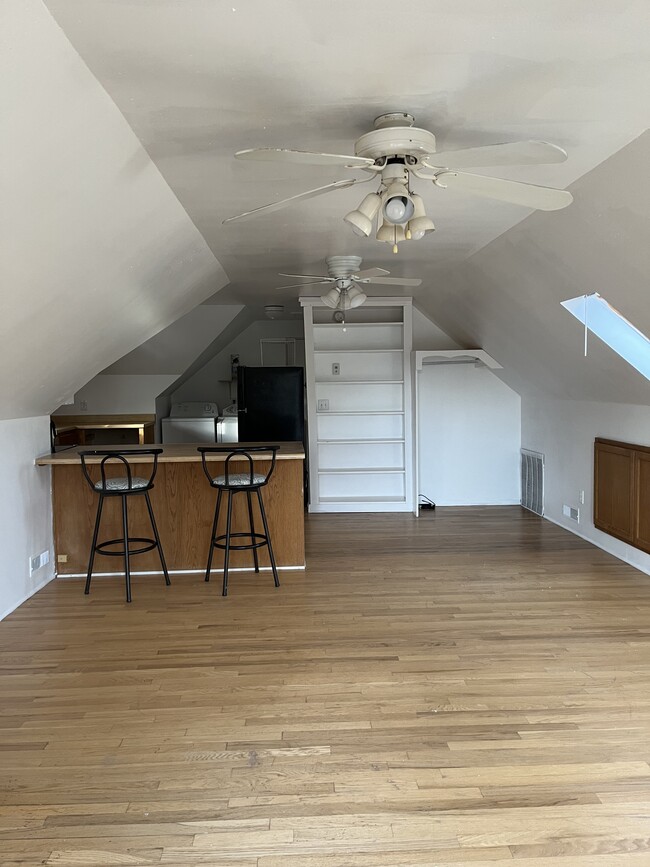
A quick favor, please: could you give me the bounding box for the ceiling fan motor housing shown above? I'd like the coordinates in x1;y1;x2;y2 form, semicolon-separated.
354;126;437;165
326;255;363;279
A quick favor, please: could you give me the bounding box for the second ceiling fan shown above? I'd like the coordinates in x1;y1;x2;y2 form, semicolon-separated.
224;111;573;252
277;255;422;310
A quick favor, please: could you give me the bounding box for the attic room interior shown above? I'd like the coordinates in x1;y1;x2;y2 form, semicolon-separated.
2;0;650;863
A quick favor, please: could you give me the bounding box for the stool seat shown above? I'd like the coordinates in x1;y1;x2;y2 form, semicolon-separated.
213;472;266;487
80;450;170;603
94;476;149;491
198;446;280;596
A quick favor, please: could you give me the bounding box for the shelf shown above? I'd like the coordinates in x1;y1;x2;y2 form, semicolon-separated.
316;379;404;385
318;467;405;475
317;438;405;444
314;349;403;354
314;322;404;328
319;495;407;504
317;411;403;416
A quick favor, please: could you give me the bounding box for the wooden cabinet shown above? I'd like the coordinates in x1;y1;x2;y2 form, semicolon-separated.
635;450;650;552
594;438;650;554
301;298;414;513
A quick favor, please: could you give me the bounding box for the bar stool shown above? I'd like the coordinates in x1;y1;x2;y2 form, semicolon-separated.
198;446;280;597
80;450;170;603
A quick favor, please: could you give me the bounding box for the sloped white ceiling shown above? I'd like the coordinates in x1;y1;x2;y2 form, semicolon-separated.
43;0;650;311
0;0;229;420
423;132;650;405
102;304;243;375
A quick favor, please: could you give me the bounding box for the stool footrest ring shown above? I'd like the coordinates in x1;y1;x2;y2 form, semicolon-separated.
212;531;269;552
95;537;158;557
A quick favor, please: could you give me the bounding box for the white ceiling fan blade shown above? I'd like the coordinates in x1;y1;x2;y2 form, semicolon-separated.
360;276;423;287
423;140;567;170
274;281;331;291
435;171;573;211
351;268;390;279
235;148;374;168
223;179;360;224
279;273;331;281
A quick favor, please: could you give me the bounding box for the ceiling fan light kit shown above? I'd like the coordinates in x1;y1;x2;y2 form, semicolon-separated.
274;255;422;310
225;113;573;249
346;285;367;309
344;192;382;237
230;113;572;301
407;193;435;240
321;286;341;309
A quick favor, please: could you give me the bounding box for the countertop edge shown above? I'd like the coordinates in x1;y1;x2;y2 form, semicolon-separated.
35;442;305;466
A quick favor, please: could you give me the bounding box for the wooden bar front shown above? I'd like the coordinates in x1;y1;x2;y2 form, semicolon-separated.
37;444;305;575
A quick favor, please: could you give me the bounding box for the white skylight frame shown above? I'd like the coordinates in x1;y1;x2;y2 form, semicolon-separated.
561;293;650;381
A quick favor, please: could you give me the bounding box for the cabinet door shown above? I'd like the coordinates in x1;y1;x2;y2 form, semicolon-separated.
594;443;635;542
634;450;650;554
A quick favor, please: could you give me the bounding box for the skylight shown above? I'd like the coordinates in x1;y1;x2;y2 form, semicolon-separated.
561;293;650;381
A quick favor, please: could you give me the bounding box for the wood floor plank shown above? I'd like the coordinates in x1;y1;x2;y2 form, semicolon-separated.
1;506;650;865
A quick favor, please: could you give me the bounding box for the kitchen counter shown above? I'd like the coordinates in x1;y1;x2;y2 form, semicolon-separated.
36;442;304;465
36;442;305;577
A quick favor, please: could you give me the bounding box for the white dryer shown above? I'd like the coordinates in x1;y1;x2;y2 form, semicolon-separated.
161;402;219;443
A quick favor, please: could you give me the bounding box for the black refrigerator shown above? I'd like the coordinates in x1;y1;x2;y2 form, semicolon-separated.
236;366;305;442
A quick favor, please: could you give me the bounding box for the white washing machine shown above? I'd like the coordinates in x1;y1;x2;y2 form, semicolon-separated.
161;402;219;443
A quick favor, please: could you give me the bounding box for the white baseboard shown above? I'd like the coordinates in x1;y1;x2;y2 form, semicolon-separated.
0;571;56;622
543;514;650;578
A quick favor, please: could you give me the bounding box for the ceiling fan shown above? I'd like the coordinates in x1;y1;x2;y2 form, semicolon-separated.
224;112;573;252
276;255;421;310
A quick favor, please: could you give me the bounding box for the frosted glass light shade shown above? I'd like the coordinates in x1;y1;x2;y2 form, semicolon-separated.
321;286;341;309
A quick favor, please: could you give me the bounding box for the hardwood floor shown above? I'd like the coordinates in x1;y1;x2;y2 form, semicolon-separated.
2;506;650;865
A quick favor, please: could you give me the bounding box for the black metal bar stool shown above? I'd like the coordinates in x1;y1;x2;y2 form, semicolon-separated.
198;446;280;597
80;449;170;603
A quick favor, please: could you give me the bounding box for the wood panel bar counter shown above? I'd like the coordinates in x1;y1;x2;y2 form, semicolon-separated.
36;443;305;576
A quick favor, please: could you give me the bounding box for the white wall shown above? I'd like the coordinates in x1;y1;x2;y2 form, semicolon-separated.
417;364;521;506
412;306;461;351
522;395;650;574
54;375;178;415
0;417;54;620
172;320;306;410
101;305;243;376
0;0;228;421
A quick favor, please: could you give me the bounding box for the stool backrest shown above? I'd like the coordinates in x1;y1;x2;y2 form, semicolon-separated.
79;449;162;492
197;446;279;488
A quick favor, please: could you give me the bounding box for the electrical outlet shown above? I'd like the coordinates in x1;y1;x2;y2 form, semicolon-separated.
332;363;340;375
57;554;68;564
79;400;88;411
579;490;585;505
317;399;329;411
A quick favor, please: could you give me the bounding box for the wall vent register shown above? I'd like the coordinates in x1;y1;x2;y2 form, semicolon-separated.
521;449;544;516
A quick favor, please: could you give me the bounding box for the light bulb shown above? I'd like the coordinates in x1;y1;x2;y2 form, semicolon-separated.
384;196;408;222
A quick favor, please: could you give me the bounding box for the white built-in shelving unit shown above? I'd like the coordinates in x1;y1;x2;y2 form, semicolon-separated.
301;297;414;512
